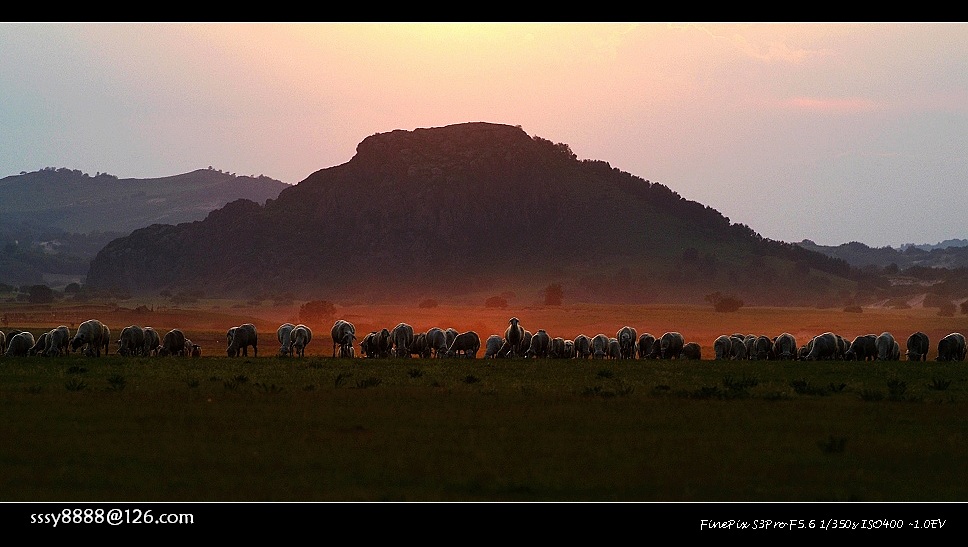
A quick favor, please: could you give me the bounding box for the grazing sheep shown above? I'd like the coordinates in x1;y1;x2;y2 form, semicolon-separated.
408;332;430;358
658;332;685;359
331;320;356;358
360;332;378;358
549;337;567;358
142;327;161;356
591;333;609;359
45;326;71;357
226;323;258;357
117;325;146;357
446;331;481;358
563;339;575;358
844;334;877;361
71;319;107;357
805;332;840;361
681;341;702;360
504;317;526;357
277;323;296;357
936;332;967;362
728;335;748;360
606;338;622;360
159;329;187;357
373;328;392;358
289;324;312;357
484;334;504;359
526;329;551;358
390;322;415;358
905;331;930;362
29;331;50;356
875;332;899;361
180;337;199;357
834;334;849;360
5;331;35;357
444;328;459;350
713;335;732;360
100;323;111;356
616;326;637;359
425;328;448;358
573;334;591;359
798;339;813;361
750;335;773;360
360;328;391;358
772;333;798;361
637;333;657;359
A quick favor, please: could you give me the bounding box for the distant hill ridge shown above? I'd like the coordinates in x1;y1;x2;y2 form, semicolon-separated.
0;167;289;287
86;122;858;305
899;239;968;251
797;239;968;270
0;167;289;234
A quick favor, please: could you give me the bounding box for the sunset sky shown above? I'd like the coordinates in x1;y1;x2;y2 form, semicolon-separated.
2;22;966;248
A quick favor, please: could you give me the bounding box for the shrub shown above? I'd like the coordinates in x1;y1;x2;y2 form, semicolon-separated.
485;296;508;309
843;305;863;313
418;299;438;309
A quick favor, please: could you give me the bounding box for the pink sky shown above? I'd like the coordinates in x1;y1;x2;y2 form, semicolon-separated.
2;23;967;247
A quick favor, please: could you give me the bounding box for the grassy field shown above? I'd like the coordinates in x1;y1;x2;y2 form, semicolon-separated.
3;302;968;503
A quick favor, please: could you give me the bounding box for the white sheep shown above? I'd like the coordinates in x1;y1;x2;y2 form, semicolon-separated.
227;323;258;357
44;325;71;357
143;327;161;356
5;331;35;357
446;331;481;359
390;322;415;358
484;334;504;359
289;324;312;357
277;323;296;357
331;320;356;358
71;319;107;357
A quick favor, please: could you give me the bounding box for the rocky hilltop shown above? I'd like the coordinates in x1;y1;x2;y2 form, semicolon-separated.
86;122;853;305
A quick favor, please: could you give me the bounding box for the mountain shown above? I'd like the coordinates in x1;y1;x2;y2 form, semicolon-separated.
84;122;863;306
0;167;289;287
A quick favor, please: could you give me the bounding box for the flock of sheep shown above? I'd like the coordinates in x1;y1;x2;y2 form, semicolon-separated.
344;318;968;363
0;319;201;358
711;330;966;362
3;315;967;363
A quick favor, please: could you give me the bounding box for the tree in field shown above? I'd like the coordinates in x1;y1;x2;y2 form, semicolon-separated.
28;284;54;304
485;296;508;309
299;300;336;325
704;291;743;313
543;283;563;306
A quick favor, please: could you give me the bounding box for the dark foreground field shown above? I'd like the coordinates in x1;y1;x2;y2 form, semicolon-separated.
3;352;968;503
